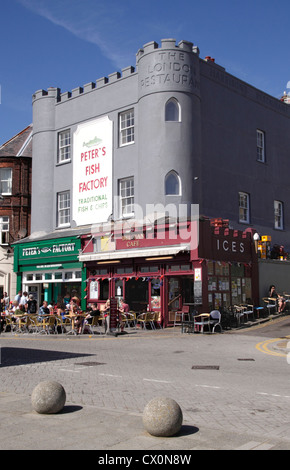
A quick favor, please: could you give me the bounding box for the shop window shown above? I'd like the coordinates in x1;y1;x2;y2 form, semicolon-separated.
89;279;99;300
167;263;191;272
119;177;134;218
115;279;123;298
151;279;161;309
119;109;134;146
57;190;71;227
58;129;71;164
99;279;109;300
165;171;181;196
90;269;108;276
165;98;180;122
139;266;159;273
116;266;133;274
64;272;73;280
0;168;12;195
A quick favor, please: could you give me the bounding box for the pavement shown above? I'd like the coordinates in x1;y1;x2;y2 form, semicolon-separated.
1;314;290;453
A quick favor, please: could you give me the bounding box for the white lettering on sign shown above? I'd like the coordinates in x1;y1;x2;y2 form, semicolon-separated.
217;239;245;254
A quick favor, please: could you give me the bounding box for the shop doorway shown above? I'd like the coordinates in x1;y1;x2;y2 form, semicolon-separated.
167;276;194;321
125;279;148;312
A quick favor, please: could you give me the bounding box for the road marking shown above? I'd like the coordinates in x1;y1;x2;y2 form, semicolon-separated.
195;384;221;389
98;373;123;378
143;378;172;384
255;337;290;357
257;392;290;399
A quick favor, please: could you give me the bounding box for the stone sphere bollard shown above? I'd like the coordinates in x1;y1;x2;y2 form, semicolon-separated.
31;381;66;414
143;397;183;437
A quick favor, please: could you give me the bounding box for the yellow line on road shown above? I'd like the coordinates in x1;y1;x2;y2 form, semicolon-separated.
256;336;290;358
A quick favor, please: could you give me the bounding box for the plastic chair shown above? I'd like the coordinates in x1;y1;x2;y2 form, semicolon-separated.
193;313;210;333
208;310;222;333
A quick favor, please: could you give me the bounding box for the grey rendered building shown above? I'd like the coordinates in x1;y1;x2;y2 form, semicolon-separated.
14;38;290;311
31;38;290;246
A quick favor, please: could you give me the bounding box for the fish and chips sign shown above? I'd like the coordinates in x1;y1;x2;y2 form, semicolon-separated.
73;116;113;226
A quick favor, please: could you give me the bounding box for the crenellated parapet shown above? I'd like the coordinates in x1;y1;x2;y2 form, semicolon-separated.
137;38;201;99
32;66;136;104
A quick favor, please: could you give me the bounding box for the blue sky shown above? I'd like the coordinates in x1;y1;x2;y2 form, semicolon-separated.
1;0;290;144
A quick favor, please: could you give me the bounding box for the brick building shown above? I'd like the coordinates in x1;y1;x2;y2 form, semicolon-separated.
0;125;32;299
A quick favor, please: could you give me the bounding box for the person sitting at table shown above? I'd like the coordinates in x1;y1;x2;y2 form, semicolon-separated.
269;285;278;299
120;299;130;314
27;294;37;315
85;303;100;325
269;285;286;313
38;300;50;320
12;304;26;325
55;302;66;320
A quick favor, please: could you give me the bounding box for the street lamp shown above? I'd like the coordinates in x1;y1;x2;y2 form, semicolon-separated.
253;232;260;253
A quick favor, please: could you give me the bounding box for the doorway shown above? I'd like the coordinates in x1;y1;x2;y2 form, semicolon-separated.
125;278;148;312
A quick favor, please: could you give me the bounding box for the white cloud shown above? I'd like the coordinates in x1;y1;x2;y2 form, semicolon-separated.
17;0;136;69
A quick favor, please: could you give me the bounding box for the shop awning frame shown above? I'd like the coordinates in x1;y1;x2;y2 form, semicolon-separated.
79;244;190;263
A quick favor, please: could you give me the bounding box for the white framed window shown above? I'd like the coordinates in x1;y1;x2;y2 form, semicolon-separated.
57;191;70;227
119;177;134;218
58;129;71;163
119;109;134;146
0;216;9;244
165;171;181;195
274;200;284;230
23;270;81;284
165;98;181;122
0;168;12;195
239;192;250;224
257;129;265;162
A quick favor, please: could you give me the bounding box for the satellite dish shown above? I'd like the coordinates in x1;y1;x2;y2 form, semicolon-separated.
286;81;290;89
17;228;27;239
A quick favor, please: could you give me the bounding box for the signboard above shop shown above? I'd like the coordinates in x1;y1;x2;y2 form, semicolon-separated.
16;237;81;263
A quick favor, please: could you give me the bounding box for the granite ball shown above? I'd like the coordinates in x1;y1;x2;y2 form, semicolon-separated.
143;397;183;437
31;381;66;414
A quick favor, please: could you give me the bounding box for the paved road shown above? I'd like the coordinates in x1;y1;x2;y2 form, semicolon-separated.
1;319;290;451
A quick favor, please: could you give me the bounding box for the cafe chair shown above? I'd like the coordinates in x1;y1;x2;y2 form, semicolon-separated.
127;312;137;329
262;297;277;315
174;305;190;328
208;310;222;333
137;312;155;330
181;311;195;333
4;316;17;334
153;311;162;328
193;313;211;333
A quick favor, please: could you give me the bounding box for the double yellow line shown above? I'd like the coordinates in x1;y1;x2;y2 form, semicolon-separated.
256;336;290;358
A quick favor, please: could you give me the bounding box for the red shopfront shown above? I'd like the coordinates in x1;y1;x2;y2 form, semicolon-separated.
80;219;258;326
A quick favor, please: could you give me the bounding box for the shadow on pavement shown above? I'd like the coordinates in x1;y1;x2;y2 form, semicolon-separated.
0;347;94;368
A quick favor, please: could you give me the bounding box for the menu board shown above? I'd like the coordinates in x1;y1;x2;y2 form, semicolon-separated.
109;297;119;331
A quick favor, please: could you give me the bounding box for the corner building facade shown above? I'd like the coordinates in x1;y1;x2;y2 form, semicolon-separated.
19;38;290;317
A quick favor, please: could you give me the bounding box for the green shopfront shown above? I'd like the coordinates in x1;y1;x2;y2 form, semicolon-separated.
13;237;86;309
